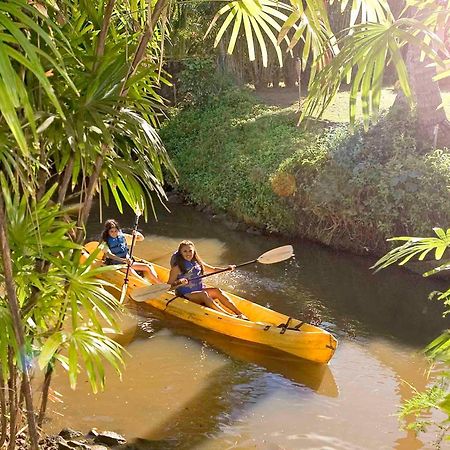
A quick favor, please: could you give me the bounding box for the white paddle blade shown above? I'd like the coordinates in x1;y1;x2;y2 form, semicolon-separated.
130;283;172;302
119;284;128;304
257;245;294;264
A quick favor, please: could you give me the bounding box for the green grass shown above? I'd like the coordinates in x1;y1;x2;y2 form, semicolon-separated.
257;87;450;124
321;89;450;123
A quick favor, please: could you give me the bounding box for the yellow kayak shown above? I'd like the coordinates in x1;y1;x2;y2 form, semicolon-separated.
83;242;338;364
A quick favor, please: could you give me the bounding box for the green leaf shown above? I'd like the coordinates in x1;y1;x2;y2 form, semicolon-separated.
38;332;65;369
227;9;242;54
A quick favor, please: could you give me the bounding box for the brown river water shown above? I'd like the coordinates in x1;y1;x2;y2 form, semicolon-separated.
44;203;449;449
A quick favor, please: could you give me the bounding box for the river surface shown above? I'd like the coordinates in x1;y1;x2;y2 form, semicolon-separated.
45;202;449;449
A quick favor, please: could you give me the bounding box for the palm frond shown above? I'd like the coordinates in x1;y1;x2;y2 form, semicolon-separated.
0;0;74;153
206;0;292;67
299;19;445;128
330;0;393;26
372;228;450;272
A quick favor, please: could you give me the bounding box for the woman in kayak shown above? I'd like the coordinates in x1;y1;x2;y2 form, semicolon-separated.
101;219;161;284
168;240;248;319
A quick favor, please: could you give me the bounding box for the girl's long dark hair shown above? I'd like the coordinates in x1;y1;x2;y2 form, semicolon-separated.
174;240;204;274
101;219;121;242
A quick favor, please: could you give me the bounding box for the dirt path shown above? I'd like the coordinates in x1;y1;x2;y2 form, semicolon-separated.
253;87;302;108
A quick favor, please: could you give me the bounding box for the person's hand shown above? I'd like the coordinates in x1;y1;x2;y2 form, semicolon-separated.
126;255;133;266
227;265;236;271
173;278;188;287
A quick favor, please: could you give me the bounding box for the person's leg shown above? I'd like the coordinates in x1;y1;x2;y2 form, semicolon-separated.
205;287;247;318
132;262;162;284
185;291;231;315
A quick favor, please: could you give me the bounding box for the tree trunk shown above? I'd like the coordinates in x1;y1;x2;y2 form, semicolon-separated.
0;369;6;447
392;5;450;148
406;45;450;145
0;195;39;449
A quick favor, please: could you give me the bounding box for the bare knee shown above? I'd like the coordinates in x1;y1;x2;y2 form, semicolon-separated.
208;288;222;297
201;293;216;307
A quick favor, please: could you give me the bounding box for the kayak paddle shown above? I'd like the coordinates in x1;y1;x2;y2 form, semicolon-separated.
130;244;295;302
119;207;142;304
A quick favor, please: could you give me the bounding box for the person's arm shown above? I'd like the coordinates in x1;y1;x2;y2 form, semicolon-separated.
104;249;128;263
167;265;188;287
203;262;236;274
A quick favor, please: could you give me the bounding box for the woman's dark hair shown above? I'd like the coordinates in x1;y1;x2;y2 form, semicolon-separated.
101;219;121;242
173;240;204;274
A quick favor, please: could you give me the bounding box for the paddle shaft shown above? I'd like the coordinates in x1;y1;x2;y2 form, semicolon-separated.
131;245;294;301
180;258;257;285
123;214;140;286
133;259;258;301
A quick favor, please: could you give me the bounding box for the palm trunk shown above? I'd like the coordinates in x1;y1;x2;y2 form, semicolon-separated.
0;195;39;450
0;366;7;448
120;0;169;96
57;156;74;205
0;369;6;447
94;0;116;70
406;45;450;145
7;352;17;450
37;368;52;428
76;146;107;242
393;6;450;147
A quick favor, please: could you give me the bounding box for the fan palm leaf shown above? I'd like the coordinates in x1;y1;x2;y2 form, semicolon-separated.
0;177;125;388
373;227;450;365
330;0;393;26
299;19;445;128
205;0;292;67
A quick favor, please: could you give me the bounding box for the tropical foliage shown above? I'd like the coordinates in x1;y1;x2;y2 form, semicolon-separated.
0;0;448;448
0;0;175;448
162;87;450;254
373;228;450;443
202;0;449;131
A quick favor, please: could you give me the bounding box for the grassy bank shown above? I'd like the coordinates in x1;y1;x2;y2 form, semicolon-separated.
160;87;450;255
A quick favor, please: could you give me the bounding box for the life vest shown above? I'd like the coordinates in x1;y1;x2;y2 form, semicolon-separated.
171;254;204;296
106;232;129;261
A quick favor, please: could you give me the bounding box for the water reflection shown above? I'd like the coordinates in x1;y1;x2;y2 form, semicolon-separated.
133;304;339;397
76;202;449;449
88;202;448;347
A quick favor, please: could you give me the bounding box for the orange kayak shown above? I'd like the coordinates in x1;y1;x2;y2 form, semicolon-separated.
83;242;338;364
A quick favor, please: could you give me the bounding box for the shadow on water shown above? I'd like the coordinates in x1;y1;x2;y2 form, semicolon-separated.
130;302;338;397
116;304;336;450
289;241;449;345
76;202;449;449
131;363;250;450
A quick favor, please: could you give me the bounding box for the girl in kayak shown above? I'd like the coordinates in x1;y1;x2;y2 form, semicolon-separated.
101;219;161;284
168;240;248;319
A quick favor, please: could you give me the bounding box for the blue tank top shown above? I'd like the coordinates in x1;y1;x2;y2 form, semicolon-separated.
106;232;128;261
172;255;204;296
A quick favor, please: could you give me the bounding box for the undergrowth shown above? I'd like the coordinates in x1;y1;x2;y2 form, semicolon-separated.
161;85;450;255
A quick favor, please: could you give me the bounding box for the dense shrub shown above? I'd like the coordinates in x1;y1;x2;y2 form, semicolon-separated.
161;87;450;255
178;58;234;107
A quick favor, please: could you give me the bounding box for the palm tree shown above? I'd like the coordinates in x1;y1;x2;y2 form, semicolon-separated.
205;0;448;139
0;0;448;448
275;0;449;139
0;1;176;447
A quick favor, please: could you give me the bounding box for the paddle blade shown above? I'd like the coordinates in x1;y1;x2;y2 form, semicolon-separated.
119;283;128;304
257;245;294;264
130;283;172;302
84;241;105;260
